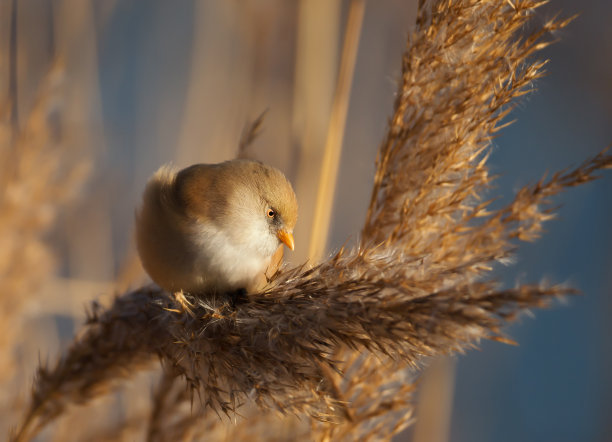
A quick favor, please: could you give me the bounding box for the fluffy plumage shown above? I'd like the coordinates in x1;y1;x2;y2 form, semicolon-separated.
135;159;297;294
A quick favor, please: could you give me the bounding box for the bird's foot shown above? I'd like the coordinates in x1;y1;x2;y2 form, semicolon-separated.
228;288;249;308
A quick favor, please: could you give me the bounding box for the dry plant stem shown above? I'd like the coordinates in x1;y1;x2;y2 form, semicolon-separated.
307;0;365;261
13;1;612;440
146;368;206;442
237;110;268;159
147;368;308;442
413;358;455;442
146;370;178;442
291;0;341;265
312;352;416;440
306;0;366;430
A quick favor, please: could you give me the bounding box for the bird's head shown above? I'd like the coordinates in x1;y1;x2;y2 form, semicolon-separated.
177;160;297;258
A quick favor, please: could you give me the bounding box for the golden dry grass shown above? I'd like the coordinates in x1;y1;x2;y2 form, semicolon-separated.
5;0;612;441
0;59;88;435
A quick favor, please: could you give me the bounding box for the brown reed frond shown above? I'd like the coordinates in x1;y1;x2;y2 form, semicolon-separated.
12;289;164;441
0;60;89;436
0;63;87;299
147;368;308;442
13;1;612;440
11;270;581;440
146;368;206;442
311;350;416;440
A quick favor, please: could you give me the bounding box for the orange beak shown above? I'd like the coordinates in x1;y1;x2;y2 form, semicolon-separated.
277;230;295;251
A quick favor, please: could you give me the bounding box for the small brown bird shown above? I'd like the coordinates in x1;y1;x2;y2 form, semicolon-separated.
135;159;297;295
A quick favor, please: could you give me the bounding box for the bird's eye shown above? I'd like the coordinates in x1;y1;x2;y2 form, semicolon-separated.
267;209;276;218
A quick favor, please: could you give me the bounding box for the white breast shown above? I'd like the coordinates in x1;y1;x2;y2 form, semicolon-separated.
190;219;278;293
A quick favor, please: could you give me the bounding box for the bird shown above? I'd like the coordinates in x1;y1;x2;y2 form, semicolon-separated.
135;159;297;296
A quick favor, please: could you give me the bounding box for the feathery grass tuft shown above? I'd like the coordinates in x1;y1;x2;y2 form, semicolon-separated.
0;60;89;437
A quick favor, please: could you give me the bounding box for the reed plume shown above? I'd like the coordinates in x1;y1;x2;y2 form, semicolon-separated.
0;60;88;437
13;0;612;440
